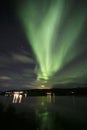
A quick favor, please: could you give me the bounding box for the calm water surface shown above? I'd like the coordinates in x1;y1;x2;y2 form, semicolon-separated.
0;95;87;130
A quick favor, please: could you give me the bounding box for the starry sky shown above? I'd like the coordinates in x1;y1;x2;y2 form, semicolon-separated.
0;0;87;91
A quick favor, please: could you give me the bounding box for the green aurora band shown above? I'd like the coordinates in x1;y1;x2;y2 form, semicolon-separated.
17;0;87;84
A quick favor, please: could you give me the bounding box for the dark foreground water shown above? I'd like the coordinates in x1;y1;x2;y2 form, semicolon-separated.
0;95;87;130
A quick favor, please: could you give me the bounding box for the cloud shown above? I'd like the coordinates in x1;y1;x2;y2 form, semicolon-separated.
0;76;11;80
12;53;34;63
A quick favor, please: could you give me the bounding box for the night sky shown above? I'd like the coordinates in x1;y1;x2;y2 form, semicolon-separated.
0;0;87;91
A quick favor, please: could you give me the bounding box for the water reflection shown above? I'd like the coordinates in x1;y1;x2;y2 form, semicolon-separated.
47;92;55;103
1;93;87;129
12;91;27;103
47;92;52;103
36;95;62;130
11;92;56;104
12;92;23;103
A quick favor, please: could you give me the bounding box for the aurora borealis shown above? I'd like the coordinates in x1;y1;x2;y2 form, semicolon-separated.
17;0;87;84
1;2;87;130
0;0;87;89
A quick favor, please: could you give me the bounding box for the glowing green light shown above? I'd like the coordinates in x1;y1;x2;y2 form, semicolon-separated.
17;0;86;82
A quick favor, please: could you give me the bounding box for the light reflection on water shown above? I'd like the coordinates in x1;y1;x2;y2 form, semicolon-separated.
0;95;87;129
11;92;54;104
12;92;23;103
